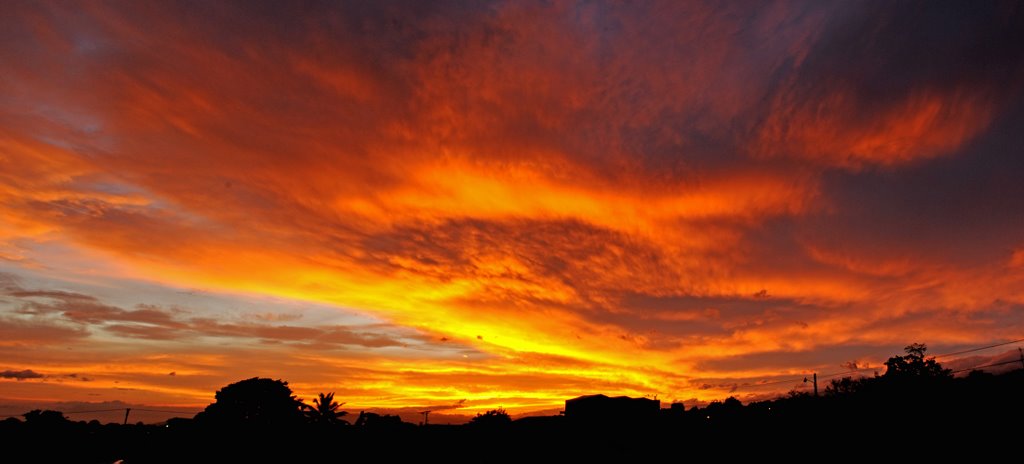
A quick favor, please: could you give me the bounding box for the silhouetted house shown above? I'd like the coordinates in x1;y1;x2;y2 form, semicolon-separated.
564;394;660;424
354;411;413;430
164;417;194;429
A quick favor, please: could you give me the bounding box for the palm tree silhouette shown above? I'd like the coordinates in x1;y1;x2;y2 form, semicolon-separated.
305;392;348;425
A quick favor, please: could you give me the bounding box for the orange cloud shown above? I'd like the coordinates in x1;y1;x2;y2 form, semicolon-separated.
2;1;1024;414
756;87;997;167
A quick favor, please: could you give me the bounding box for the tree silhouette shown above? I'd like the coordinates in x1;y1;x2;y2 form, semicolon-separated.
825;376;867;396
883;343;951;379
306;392;348;425
196;377;307;427
704;396;743;421
22;409;69;426
468;408;512;427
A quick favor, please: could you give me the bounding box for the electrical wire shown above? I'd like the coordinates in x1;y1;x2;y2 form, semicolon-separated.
63;408;128;414
950;358;1023;375
132;408;198;415
933;337;1024;358
734;338;1023;391
743;366;877;389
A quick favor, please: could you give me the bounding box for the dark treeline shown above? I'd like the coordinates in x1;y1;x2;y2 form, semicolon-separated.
3;344;1022;461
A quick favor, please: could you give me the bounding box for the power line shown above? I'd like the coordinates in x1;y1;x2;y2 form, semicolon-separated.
950;359;1022;375
63;408;126;414
748;377;805;387
744;366;876;389
133;408;197;415
733;337;1023;393
818;367;876;379
3;407;196;421
50;408;196;416
933;338;1024;358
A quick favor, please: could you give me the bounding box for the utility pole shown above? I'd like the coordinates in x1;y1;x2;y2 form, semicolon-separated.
123;408;131;425
804;373;818;397
1018;348;1024;370
420;410;430;426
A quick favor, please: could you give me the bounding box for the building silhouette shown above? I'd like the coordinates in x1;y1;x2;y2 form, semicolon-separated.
564;394;660;424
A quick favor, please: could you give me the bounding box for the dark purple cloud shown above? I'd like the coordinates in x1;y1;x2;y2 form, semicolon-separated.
0;369;44;381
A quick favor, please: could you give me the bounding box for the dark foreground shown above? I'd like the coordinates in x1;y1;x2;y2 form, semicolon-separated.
4;343;1023;463
4;369;1023;462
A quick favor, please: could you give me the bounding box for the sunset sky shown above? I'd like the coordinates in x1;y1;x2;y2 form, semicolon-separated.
3;1;1024;422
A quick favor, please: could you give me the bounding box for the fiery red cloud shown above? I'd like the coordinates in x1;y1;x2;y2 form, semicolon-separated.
2;1;1024;417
